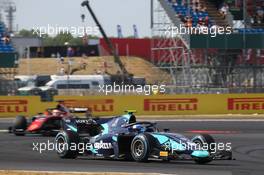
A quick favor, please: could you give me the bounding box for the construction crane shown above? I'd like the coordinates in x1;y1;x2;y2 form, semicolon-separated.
0;0;16;33
81;0;133;84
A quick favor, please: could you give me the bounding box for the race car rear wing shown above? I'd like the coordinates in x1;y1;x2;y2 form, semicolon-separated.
125;110;137;115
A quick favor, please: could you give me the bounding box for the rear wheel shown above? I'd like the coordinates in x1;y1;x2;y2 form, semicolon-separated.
130;134;150;162
55;131;79;159
192;134;215;164
13;116;27;136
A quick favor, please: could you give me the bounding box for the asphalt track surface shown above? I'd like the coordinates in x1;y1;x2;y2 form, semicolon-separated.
0;119;264;175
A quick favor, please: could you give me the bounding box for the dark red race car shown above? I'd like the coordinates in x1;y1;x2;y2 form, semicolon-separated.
9;107;89;136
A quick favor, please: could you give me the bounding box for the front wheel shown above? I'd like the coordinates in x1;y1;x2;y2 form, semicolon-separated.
192;134;216;153
55;131;79;159
130;134;150;162
13;116;27;136
192;134;215;164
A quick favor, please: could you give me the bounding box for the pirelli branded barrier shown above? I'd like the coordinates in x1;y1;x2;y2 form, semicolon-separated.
0;96;56;117
1;94;264;117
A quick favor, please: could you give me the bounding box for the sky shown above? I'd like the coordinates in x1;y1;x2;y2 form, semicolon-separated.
12;0;151;37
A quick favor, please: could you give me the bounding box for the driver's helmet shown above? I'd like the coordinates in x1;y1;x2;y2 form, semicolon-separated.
52;109;61;116
132;124;145;132
44;110;50;116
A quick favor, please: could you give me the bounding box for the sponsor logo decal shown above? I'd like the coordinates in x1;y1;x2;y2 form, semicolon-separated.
94;140;113;149
0;100;28;113
63;99;114;112
76;119;91;124
228;98;264;111
159;151;168;157
144;99;198;111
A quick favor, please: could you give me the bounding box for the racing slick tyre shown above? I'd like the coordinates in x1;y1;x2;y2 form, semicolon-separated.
55;131;79;159
191;134;215;164
13;116;27;136
130;134;151;162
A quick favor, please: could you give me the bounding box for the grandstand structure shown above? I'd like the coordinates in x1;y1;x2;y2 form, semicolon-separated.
0;0;17;95
151;0;264;94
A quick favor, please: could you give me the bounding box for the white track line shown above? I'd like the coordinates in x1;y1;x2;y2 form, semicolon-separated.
0;129;8;133
0;170;165;175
